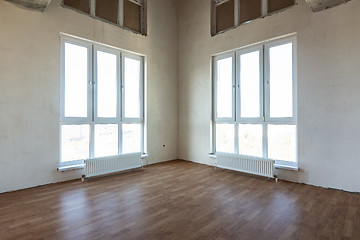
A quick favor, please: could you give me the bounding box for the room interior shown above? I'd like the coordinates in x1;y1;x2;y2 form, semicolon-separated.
1;0;360;239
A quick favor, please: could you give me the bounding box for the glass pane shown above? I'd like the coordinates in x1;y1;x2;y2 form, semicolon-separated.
97;51;118;118
124;0;141;33
240;0;261;24
124;57;141;118
94;124;118;158
216;57;233;118
122;124;141;154
64;43;88;118
216;0;235;33
238;124;262;157
63;0;90;14
268;124;296;162
269;43;293;118
216;124;234;153
61;125;89;162
240;51;260;118
268;0;294;13
95;0;118;24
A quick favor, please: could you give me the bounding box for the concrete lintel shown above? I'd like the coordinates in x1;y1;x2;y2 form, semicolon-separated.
5;0;52;12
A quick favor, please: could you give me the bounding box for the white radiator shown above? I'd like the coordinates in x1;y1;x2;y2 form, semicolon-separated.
85;154;142;178
216;154;274;178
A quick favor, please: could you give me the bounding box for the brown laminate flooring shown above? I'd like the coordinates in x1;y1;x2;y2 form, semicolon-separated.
0;160;359;240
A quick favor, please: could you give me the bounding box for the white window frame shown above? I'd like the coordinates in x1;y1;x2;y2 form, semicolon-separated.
213;52;236;123
121;52;145;123
93;45;121;123
212;35;297;167
59;34;145;168
236;44;264;124
121;52;145;154
60;37;93;123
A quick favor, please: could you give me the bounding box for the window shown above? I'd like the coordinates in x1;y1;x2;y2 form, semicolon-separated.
124;0;142;33
62;0;147;35
60;35;144;167
211;0;295;36
212;36;297;167
63;0;90;13
215;0;235;33
95;0;119;24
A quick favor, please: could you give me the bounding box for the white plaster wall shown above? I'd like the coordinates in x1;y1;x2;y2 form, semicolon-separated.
0;0;178;193
178;0;360;192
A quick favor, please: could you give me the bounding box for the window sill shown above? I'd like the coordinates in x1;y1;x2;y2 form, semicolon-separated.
208;153;217;159
274;164;299;171
57;164;85;172
141;153;149;159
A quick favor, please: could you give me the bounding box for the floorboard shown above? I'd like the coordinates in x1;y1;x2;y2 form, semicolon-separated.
0;160;359;240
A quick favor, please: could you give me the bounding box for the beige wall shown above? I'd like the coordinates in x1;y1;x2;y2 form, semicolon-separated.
178;0;360;192
2;0;360;194
0;0;178;193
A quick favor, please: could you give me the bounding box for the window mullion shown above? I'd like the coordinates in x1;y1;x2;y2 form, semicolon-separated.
261;0;267;16
119;52;123;155
90;0;96;16
263;44;270;159
140;56;145;120
292;37;297;122
117;52;121;121
234;0;240;27
90;123;95;159
211;1;216;36
263;123;268;158
234;52;240;155
234;123;239;154
119;123;123;155
121;54;125;121
118;0;124;26
90;45;95;159
235;52;240;122
232;54;236;122
119;53;122;122
140;0;147;35
264;44;270;122
140;122;144;153
261;45;265;122
92;45;96;123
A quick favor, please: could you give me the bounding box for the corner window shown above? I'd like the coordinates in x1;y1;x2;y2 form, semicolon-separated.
212;36;297;167
60;35;144;167
211;0;295;36
62;0;147;35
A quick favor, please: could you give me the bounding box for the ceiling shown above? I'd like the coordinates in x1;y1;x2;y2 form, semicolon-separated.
4;0;352;13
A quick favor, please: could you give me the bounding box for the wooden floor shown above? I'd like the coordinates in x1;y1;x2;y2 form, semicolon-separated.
0;160;359;240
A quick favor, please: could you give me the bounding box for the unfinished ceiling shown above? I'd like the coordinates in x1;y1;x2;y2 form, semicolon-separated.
305;0;351;12
5;0;51;12
3;0;353;15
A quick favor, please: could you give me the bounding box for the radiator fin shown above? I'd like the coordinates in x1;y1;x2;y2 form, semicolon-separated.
217;154;274;178
85;154;142;178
